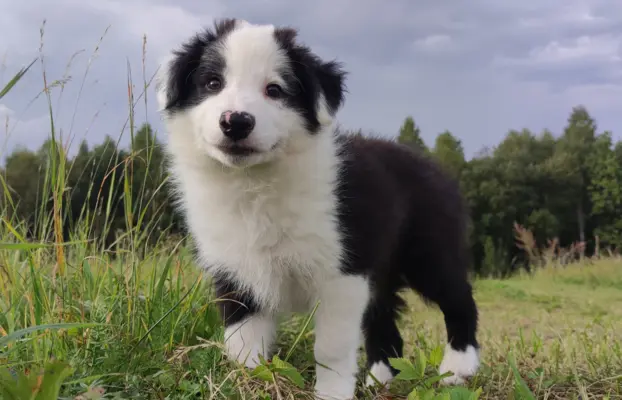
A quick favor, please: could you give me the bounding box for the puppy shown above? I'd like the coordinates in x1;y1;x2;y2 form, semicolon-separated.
156;18;480;400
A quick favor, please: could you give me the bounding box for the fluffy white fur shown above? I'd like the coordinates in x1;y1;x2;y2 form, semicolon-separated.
157;21;367;400
439;344;480;385
313;275;369;399
224;313;276;368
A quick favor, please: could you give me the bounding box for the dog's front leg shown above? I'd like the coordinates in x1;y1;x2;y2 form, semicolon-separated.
313;275;369;400
214;272;276;368
224;313;276;368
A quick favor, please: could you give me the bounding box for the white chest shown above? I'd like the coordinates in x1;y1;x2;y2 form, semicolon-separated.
174;162;344;312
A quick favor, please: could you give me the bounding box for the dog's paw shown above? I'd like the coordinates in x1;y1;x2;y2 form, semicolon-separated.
364;361;394;387
439;344;480;385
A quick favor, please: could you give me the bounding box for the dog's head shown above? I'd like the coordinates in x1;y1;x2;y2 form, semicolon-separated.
157;18;347;168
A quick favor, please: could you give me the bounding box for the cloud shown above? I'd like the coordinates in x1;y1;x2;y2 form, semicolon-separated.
0;104;15;118
492;34;622;89
413;35;453;53
1;0;622;160
0;103;51;162
79;0;222;56
495;35;622;68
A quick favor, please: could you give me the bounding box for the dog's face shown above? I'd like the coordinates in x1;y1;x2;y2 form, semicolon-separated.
157;19;347;168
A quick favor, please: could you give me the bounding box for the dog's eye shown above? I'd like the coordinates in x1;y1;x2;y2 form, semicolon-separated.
265;83;283;99
206;77;222;92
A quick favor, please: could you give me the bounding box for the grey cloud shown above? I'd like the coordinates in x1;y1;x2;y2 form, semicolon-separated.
1;0;622;160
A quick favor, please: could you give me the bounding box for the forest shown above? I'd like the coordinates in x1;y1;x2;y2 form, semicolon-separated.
2;105;620;276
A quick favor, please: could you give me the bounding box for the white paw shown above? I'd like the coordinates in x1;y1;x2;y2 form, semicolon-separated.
223;317;275;369
365;361;394;387
439;344;480;385
224;332;262;368
314;365;356;400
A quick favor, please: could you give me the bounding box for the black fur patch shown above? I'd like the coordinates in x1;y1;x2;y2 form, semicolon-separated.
211;270;261;327
162;18;238;113
334;134;479;355
274;27;347;133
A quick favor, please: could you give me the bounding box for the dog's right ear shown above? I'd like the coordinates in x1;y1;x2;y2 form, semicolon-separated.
158;20;239;113
156;32;212;113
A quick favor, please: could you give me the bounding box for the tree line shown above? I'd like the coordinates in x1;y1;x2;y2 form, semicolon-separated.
2;105;621;276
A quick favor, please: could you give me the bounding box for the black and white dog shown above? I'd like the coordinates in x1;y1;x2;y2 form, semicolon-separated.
156;18;480;400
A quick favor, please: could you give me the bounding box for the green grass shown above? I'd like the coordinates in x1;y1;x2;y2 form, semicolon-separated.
1;30;621;400
1;245;621;399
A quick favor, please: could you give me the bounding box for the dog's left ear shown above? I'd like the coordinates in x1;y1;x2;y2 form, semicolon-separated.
315;60;347;116
274;26;347;116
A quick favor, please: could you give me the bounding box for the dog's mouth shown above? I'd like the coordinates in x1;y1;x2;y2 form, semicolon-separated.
216;144;260;157
216;141;282;158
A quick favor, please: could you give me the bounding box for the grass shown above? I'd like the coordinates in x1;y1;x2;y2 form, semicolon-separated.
1;245;621;399
1;27;622;400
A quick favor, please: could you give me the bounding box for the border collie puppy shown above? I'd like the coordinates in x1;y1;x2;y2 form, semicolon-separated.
156;18;480;400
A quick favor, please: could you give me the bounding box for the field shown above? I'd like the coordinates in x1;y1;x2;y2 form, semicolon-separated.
1;243;621;399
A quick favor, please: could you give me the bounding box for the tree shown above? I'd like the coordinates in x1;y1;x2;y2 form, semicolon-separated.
614;141;622;165
3;148;44;233
587;132;622;250
555;105;597;248
398;116;428;153
433;130;465;178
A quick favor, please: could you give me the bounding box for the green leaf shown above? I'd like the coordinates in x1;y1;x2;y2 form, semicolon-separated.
420;388;437;400
251;365;274;383
469;387;483;400
270;354;292;370
389;357;419;381
0;361;74;400
270;355;305;388
0;367;34;400
435;392;452;400
423;373;447;387
429;345;444;367
448;386;481;400
34;361;74;399
416;349;428;379
408;388;449;400
278;368;305;388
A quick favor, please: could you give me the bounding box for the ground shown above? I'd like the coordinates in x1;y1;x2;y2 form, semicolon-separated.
1;246;621;400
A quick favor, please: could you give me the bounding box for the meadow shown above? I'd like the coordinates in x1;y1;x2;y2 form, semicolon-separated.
1;33;622;400
1;237;621;399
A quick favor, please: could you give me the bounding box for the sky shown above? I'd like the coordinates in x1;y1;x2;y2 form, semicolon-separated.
1;0;621;161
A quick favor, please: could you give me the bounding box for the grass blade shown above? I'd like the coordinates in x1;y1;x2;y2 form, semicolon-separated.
0;323;105;349
0;58;37;99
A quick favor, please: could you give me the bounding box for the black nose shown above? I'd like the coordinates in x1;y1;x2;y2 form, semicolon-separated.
219;111;255;141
